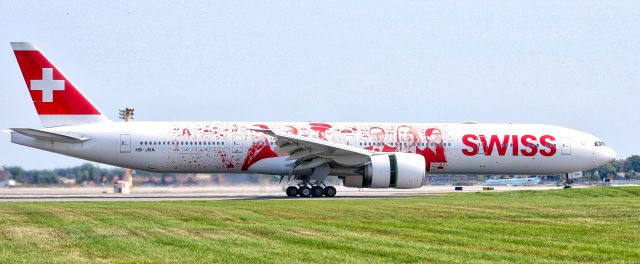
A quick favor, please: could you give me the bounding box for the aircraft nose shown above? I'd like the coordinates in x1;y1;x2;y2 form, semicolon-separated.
596;147;616;164
604;147;616;163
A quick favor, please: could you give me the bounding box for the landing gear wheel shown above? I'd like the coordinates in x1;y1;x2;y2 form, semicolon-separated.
323;186;337;197
563;185;572;189
285;186;299;197
298;186;311;197
311;186;324;197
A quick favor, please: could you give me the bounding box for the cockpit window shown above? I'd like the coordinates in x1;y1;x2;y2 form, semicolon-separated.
594;141;606;147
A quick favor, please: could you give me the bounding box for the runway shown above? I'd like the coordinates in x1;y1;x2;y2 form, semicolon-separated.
0;185;569;202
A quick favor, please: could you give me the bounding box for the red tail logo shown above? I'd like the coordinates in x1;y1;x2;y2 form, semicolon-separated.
31;68;64;102
12;42;101;115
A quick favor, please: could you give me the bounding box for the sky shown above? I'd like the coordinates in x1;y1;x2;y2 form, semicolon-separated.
0;1;638;169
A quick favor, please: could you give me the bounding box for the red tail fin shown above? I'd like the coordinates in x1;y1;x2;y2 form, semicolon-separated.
11;42;109;127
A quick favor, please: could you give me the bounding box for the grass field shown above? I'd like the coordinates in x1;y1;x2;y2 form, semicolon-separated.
0;187;639;263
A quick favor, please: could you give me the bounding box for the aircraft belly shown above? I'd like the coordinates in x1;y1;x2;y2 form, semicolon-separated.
244;156;292;175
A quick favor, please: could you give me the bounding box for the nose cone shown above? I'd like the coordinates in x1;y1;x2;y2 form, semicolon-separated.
596;147;616;165
604;147;616;162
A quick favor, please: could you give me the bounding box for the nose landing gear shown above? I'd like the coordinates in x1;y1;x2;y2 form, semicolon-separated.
563;173;574;189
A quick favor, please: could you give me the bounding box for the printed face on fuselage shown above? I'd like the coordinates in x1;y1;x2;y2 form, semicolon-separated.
398;126;417;144
370;127;385;143
427;129;443;144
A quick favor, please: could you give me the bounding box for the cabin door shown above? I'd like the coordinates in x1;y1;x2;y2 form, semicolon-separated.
120;134;131;153
561;137;571;155
232;134;244;153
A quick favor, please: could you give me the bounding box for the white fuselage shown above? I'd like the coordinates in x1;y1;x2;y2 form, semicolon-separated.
11;121;615;177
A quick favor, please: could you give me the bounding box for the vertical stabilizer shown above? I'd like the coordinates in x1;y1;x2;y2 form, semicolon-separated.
11;42;110;127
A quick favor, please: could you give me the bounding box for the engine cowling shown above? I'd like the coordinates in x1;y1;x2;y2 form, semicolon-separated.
344;153;425;189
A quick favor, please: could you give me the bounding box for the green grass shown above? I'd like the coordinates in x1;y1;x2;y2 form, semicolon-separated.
1;187;639;263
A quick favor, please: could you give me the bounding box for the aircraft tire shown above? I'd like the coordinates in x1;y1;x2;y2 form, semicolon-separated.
311;186;324;197
324;186;337;197
285;186;299;197
299;186;311;197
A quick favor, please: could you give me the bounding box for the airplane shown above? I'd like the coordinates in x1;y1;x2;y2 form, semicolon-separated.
5;42;616;197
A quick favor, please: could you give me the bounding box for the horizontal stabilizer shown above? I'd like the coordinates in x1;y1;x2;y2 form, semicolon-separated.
10;128;89;143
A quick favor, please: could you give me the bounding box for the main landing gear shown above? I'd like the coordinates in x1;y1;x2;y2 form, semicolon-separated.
282;164;335;197
285;185;337;198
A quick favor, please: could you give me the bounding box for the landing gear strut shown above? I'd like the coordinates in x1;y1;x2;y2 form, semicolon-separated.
563;173;574;189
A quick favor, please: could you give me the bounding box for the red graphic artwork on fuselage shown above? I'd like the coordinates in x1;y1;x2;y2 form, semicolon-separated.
416;128;448;171
363;126;396;152
309;123;331;140
168;123;456;172
241;124;278;170
395;125;421;153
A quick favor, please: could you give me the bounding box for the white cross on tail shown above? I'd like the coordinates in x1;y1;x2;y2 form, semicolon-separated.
30;68;64;102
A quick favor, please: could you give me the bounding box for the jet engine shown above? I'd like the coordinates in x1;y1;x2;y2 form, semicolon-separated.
344;153;425;189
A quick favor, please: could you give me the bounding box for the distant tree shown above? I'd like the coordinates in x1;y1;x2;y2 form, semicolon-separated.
625;155;640;172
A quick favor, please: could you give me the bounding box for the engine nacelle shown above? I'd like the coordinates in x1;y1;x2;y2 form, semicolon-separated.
344;153;425;189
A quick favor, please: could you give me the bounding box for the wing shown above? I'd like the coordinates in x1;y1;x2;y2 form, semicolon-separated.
252;129;372;171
